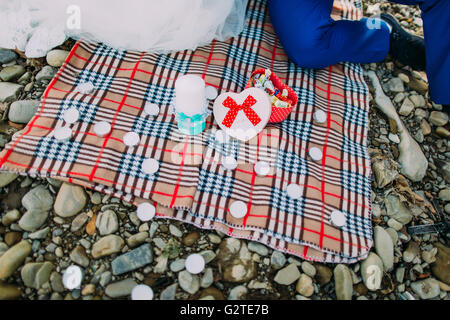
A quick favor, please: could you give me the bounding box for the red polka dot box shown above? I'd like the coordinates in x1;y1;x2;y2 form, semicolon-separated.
245;68;298;123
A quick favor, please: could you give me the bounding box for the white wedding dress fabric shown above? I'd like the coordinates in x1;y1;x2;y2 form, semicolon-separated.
0;0;249;58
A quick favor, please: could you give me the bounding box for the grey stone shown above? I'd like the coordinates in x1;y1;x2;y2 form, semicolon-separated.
54;183;87;218
111;243;153;275
91;235;124;259
439;189;450;202
22;185;53;212
70;245;90;267
334;264;353;300
50;271;65;292
35;66;56;83
46;50;69;67
178;270;200;294
248;242;269;256
201;268;214;288
170;259;186;272
8;100;40;124
160;283;177;300
70;212;89;232
0;240;32;279
21;261;53;289
105;278;137;298
374;226;394;271
0;65;25;82
96;209;119;235
301;261;316;278
409;94;425;108
384;194;413;225
274;263;301;285
18;210;48;232
429;111;448;127
271;250;286;270
411;278;440;300
126;232;148;248
199;250;216;264
169;224;183;237
296;274;314;297
0;173;19;187
0;49;17;64
372;157;398;188
386;77;405;92
2;209;21;226
0;82;22;103
360;252;384;291
228;285;247;300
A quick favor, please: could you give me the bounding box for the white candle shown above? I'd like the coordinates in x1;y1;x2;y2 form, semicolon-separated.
175;75;206;117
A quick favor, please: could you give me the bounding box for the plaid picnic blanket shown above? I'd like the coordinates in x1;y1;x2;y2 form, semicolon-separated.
0;0;372;263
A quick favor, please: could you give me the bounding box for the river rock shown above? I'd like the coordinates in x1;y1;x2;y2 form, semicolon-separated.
372;156;398;188
46;50;69;67
270;250;286;270
54;183;87;217
8;100;40;124
21;261;53;289
274;263;301;285
411;278;440;299
18;210;48;232
0;83;22;103
126;232;148;248
0;173;19;187
35;66;56;83
301;261;316;278
182;231;199;246
201;268;214;288
111;243;153;275
70;245;90;267
160;283;177;300
91;235;124;259
0;49;17;64
178;270;200;294
432;243;450;285
360;252;384;291
374;226;394;271
0;283;21;300
0;65;25;82
71;212;89;232
2;209;21;226
29;227;50;240
228;285;247;300
96;209;119;235
22;185;53;212
0;240;32;279
248;242;269;256
385;77;404;93
216;238;256;283
296;274;314;297
315;264;333;286
105;278;137;298
334;264;353;300
398;98;415;116
429;111;448;127
384;194;413;225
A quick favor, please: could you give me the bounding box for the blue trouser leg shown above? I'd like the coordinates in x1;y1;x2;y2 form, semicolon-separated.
268;0;450;104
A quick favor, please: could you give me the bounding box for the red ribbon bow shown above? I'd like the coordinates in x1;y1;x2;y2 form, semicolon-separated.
221;95;261;128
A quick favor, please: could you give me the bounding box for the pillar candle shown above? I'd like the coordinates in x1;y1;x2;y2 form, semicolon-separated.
174;74;206;116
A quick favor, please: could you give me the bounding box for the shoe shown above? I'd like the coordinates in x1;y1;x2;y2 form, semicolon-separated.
380;13;426;71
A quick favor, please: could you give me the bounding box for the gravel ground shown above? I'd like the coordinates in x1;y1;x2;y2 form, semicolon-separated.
0;2;449;300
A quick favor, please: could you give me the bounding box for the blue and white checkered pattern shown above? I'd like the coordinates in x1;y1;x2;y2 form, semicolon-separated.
342;135;369;160
92;44;126;60
198;169;234;197
58;99;99;124
343;103;368;127
35;137;81;162
275;150;308;175
341;169;371;198
132;117;173;139
270;187;306;215
222;67;249;89
117;152;158;180
75;69;114;91
207;135;241;158
296;87;316;106
227;46;259;67
280;120;312;141
344;75;368;95
144;84;175;105
341;210;372;239
156;54;190;73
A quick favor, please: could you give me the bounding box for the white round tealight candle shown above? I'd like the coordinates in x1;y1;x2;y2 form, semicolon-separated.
62;265;83;290
313;110;327;124
54;126;72;142
131;284;154;300
185;254;205;275
330;210;347;227
123;132;140;147
63;107;80;124
229;200;247;219
254;161;271;176
136;202;156;222
222;156;238;170
144;103;160;117
286;183;302;199
142;158;159;175
175;75;206;116
309;147;323;162
94;121;111;138
205;86;218;100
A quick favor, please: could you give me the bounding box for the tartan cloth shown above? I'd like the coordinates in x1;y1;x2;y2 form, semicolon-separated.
0;0;372;263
